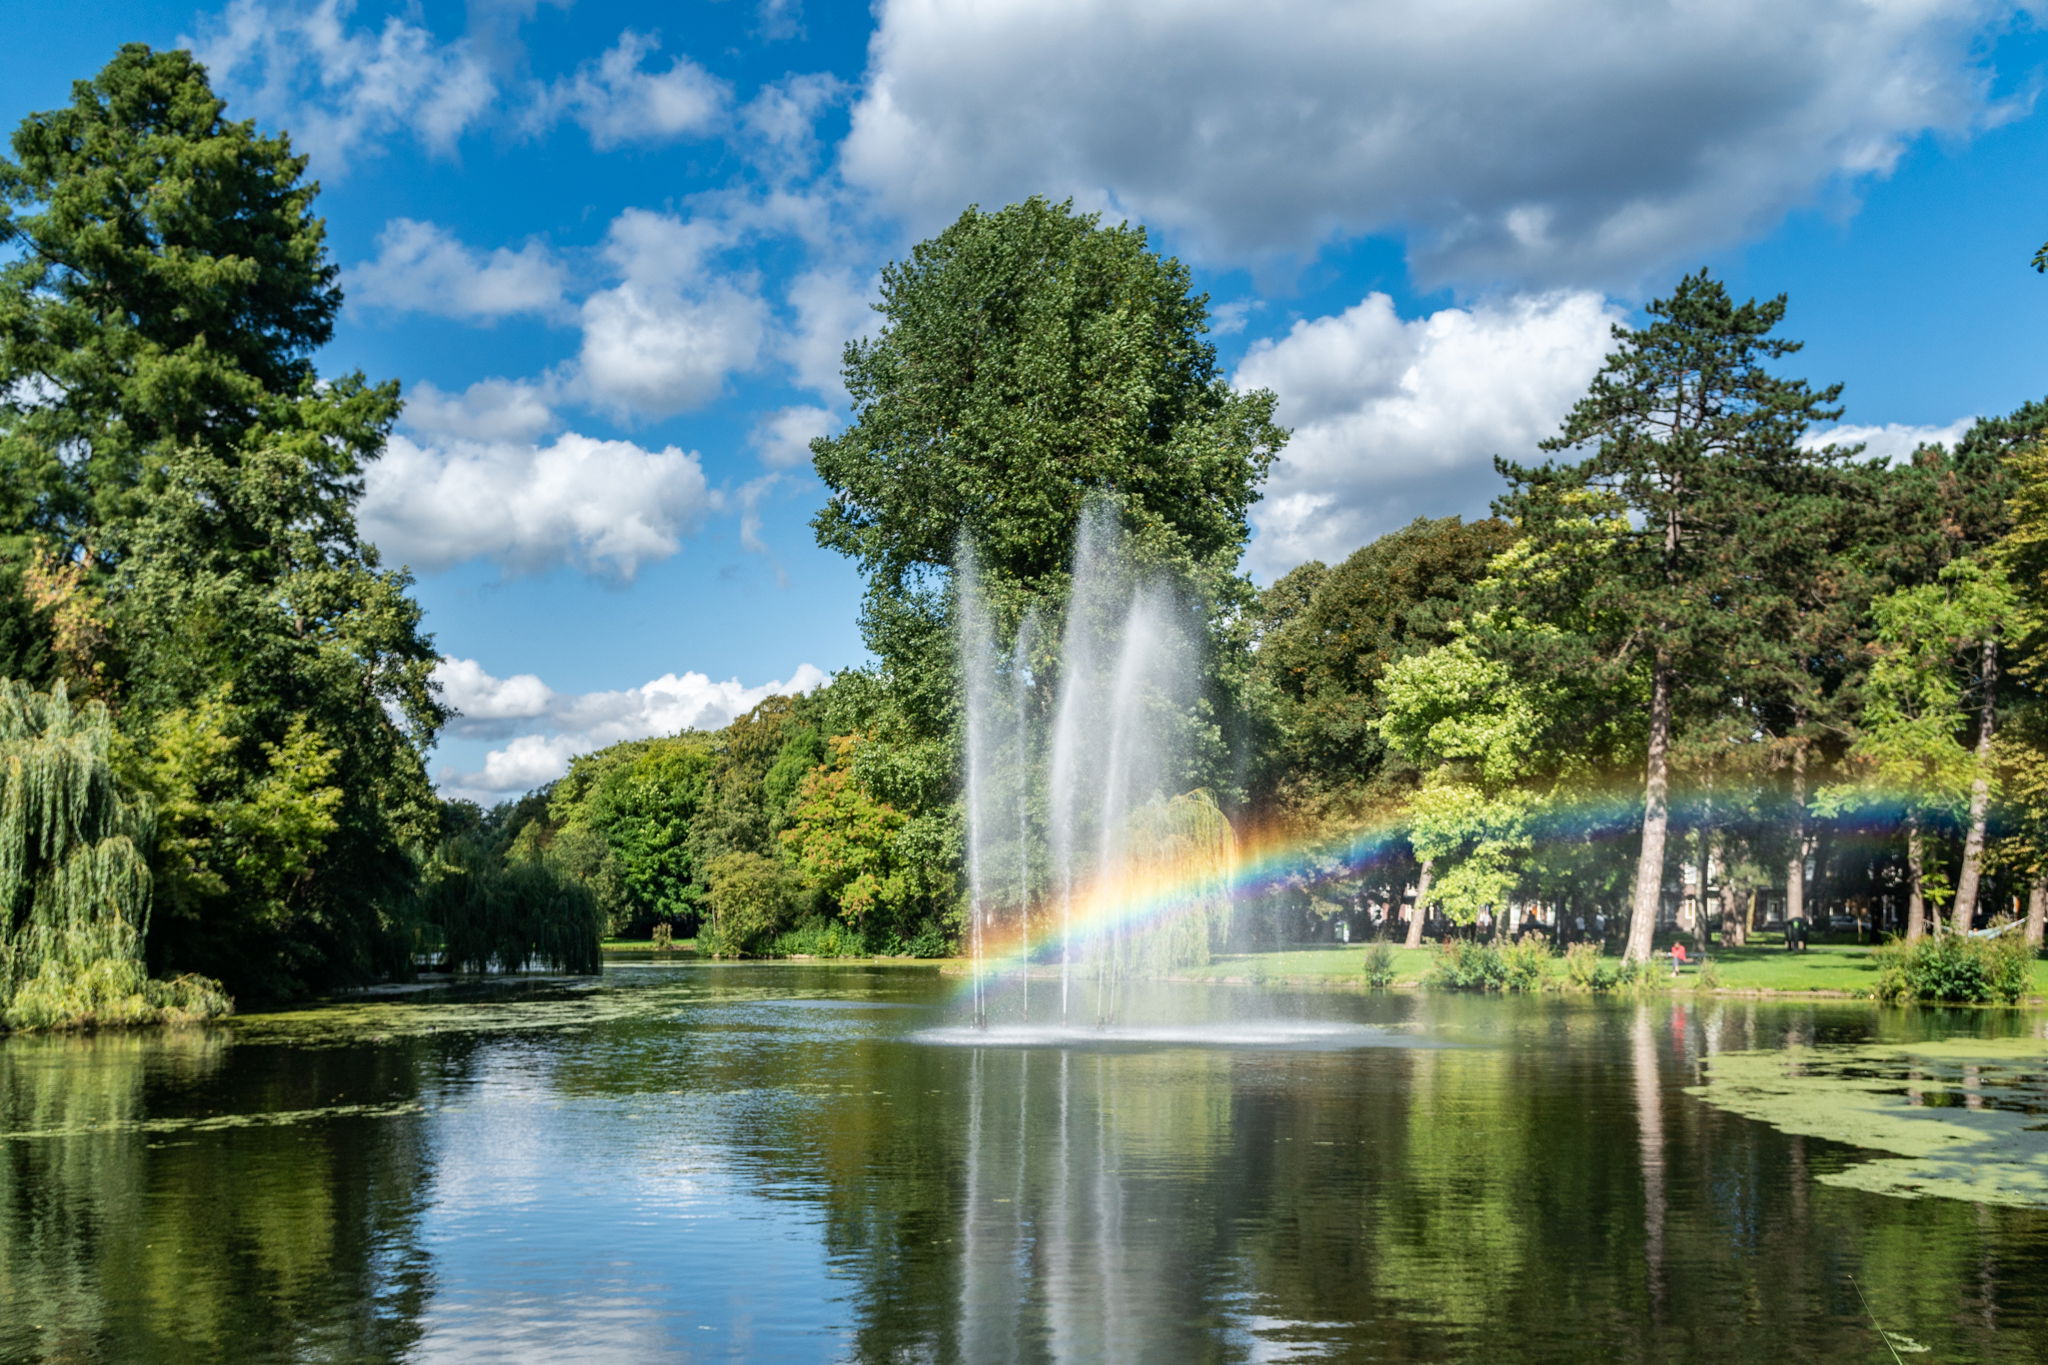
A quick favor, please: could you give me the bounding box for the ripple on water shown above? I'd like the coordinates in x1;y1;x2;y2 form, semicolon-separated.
908;1020;1444;1051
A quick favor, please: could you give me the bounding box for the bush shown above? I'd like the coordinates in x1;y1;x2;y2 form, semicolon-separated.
1562;941;1612;993
1362;940;1398;989
764;918;868;958
1427;938;1506;991
1499;934;1555;992
1875;929;2035;1005
3;924;229;1031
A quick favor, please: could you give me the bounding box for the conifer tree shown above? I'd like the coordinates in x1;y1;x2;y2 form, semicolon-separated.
1494;272;1851;962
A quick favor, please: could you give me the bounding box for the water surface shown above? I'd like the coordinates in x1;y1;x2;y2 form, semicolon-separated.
6;961;2048;1362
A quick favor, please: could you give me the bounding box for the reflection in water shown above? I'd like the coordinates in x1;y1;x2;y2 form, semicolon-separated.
0;1029;438;1362
6;970;2048;1362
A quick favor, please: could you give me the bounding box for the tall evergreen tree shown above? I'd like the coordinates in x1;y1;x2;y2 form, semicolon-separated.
1494;271;1850;962
0;47;441;995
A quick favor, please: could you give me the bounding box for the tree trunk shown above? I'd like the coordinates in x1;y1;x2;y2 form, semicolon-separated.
1695;820;1714;958
1904;811;1928;944
1952;637;1999;935
1784;734;1808;932
1625;652;1674;964
1404;861;1434;950
2026;874;2046;952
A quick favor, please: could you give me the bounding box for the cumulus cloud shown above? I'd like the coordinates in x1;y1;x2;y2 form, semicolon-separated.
351;219;568;322
188;0;493;173
435;659;831;799
362;430;716;577
750;405;836;469
1802;418;1977;464
739;73;847;180
781;267;878;398
402;377;560;444
572;209;768;419
841;0;2023;287
1236;290;1621;574
532;30;728;149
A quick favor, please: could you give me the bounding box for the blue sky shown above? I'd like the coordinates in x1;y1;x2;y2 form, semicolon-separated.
6;0;2048;802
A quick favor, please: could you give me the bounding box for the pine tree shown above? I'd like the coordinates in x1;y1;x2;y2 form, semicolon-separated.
1494;272;1851;962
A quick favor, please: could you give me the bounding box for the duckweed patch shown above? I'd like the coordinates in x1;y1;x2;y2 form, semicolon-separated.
1690;1038;2048;1207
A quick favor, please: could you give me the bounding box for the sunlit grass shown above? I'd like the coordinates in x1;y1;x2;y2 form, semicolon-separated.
1182;940;2048;999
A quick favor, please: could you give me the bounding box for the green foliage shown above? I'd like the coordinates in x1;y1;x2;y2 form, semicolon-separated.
555;737;713;934
0;45;386;555
1425;938;1506;991
813;195;1285;645
763;917;868;958
1426;934;1555;993
780;733;917;932
0;48;440;1000
809;197;1287;958
413;836;601;976
701;849;792;958
1499;934;1556;992
1873;930;2035;1005
0;680;228;1029
1562;942;1615;993
1361;940;1398;988
1257;516;1515;817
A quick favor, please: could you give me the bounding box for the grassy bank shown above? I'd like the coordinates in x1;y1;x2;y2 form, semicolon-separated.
601;938;698;953
1178;941;2048;1000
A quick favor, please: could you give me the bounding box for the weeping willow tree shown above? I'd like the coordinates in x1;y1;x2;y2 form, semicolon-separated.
414;837;602;975
1105;788;1236;980
0;681;229;1030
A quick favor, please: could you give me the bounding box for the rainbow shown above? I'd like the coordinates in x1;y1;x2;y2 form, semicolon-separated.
958;778;1962;999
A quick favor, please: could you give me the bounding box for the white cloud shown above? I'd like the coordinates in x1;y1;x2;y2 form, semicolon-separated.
1802;418;1977;464
567;209;769;420
351;220;568;321
576;284;767;419
433;657;554;723
362;430;716;577
436;660;832;799
533;30;728;149
403;377;560;444
841;0;2023;288
750;405;836;469
188;0;493;173
781;267;878;398
739;73;846;180
1236;290;1621;573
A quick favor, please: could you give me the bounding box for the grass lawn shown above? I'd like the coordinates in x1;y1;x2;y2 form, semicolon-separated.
1182;939;2048;999
601;938;698;953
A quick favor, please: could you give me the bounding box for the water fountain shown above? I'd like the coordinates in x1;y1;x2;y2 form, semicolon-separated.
956;504;1236;1033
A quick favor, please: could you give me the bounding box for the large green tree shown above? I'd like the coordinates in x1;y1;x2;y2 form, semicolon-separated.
1495;271;1852;962
0;45;390;560
809;197;1284;947
814;196;1285;651
0;47;442;995
1255;515;1515;826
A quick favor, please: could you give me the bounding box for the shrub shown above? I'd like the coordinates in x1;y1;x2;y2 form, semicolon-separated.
1499;934;1555;992
650;923;674;950
1562;942;1611;993
1427;938;1506;991
1362;940;1398;989
1875;929;2035;1005
764;918;868;958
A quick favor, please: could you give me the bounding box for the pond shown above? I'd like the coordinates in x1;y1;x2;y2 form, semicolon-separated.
6;960;2048;1362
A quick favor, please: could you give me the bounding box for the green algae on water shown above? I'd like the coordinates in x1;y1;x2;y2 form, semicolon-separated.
1690;1038;2048;1207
